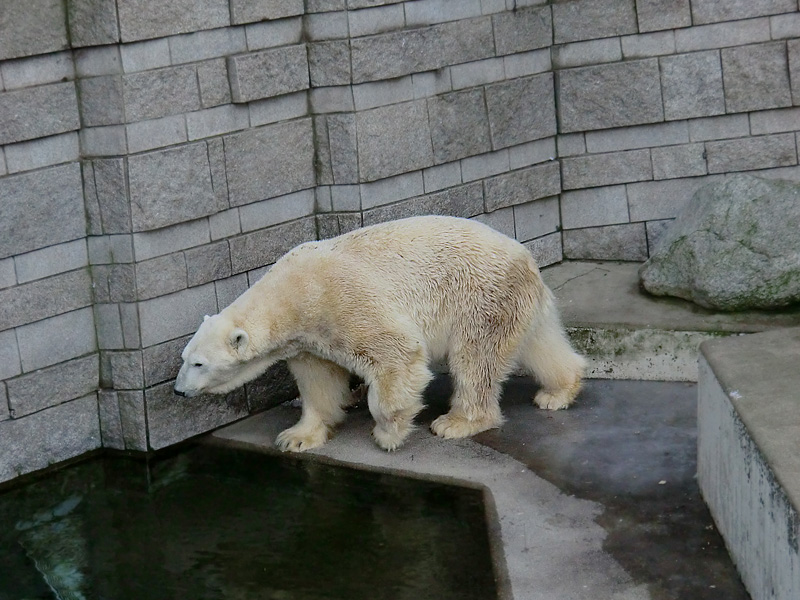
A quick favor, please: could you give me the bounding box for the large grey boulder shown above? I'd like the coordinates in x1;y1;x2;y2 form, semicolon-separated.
639;174;800;311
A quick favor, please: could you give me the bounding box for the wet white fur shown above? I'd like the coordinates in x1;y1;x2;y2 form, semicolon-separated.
174;216;585;452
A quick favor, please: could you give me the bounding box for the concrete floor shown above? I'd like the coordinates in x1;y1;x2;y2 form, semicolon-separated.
212;376;751;600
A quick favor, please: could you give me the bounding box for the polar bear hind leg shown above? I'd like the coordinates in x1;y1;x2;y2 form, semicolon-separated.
519;305;586;410
277;353;352;452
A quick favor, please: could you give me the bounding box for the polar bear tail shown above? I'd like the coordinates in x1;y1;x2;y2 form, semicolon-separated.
517;290;586;410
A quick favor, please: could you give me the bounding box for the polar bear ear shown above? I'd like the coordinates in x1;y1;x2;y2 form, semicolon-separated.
229;328;249;353
203;315;211;322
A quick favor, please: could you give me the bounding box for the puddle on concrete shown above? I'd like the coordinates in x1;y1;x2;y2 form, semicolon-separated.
0;445;497;600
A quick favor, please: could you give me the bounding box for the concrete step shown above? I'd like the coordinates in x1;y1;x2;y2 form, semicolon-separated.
698;327;800;600
543;261;800;381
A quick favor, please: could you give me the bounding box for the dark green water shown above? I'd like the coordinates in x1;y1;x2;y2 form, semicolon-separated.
0;445;497;600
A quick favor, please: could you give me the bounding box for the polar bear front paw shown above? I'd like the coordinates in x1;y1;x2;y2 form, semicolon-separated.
430;413;499;439
371;423;411;452
533;389;574;410
276;423;329;452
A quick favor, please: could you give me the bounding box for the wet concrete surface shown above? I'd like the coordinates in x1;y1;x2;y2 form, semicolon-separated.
464;377;751;600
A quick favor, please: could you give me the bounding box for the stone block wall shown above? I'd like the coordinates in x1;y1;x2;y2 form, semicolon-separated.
1;0;799;483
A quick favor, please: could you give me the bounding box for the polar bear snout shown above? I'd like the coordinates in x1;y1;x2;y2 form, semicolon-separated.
173;387;187;397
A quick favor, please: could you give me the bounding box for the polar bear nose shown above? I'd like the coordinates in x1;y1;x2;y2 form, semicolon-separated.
174;388;187;397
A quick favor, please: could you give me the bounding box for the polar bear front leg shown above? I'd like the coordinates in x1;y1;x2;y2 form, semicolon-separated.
278;353;351;452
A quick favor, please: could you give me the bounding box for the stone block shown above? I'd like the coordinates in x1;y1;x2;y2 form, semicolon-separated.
229;217;316;274
558;59;664;133
510;138;556;169
0;394;100;484
327;114;359;184
791;40;800;105
244;18;304;50
3;132;80;175
359;172;423;210
563;223;648;261
119;38;170;73
94;303;124;349
98;391;124;449
109;351;144;389
504;48;552;79
309;41;352;87
138;283;218;347
14;240;88;285
428;89;491;164
168;27;247;64
461;148;510;182
552;0;637;44
0;164;85;260
450;57;505;90
0;51;74;90
249;92;308;127
486;73;556;150
146;381;248;450
0;82;80;145
207;138;229;210
185;242;233;287
349;4;405;37
133;220;211;261
691;0;796;25
484;162;561;212
117;0;230;42
350;17;495;84
423;162;463;193
306;11;349;41
142;335;191;387
646;219;673;255
706;133;798;174
552;38;622;69
635;0;691;32
722;42;792;114
126;114;188;154
79;125;128;157
0;0;68;61
557;133;586;157
0;329;22;381
67;0;120;46
117;390;147;450
621;31;676;59
93;158;131;234
688;114;750;142
330;185;362;212
74;46;122;77
561;185;630;229
404;0;482;27
523;232;563;268
750;107;800;135
627;175;724;221
7;355;98;417
316;213;363;240
197;59;232;108
118;303;139;349
309;87;355;114
492;6;552;55
585;122;688;154
660;50;725;121
362;182;484;226
16;307;97;371
353;77;414;111
224;119;315;206
128;143;216;231
228;45;309;103
472;207;515;238
230;0;303;24
514;197;561;242
412;69;453;99
675;19;771;53
652;144;707;180
561;149;652;190
186;105;250;141
123;65;202;122
215;274;249;309
356;100;433;181
210;209;241;241
92;263;136;303
0;258;15;290
77;76;124;127
136;253;188;300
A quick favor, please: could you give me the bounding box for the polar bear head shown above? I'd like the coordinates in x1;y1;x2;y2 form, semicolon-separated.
174;313;261;397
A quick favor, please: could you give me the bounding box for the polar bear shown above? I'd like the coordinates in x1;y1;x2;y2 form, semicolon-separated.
174;215;585;452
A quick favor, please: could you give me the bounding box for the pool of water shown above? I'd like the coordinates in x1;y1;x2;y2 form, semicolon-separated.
0;444;497;600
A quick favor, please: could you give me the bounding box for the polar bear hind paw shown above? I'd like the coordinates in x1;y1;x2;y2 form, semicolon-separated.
276;423;329;452
430;413;500;439
533;387;577;411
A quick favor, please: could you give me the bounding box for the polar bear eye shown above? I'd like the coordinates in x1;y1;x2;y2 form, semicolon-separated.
192;362;204;368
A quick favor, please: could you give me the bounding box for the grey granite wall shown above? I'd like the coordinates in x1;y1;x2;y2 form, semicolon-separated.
1;0;799;483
